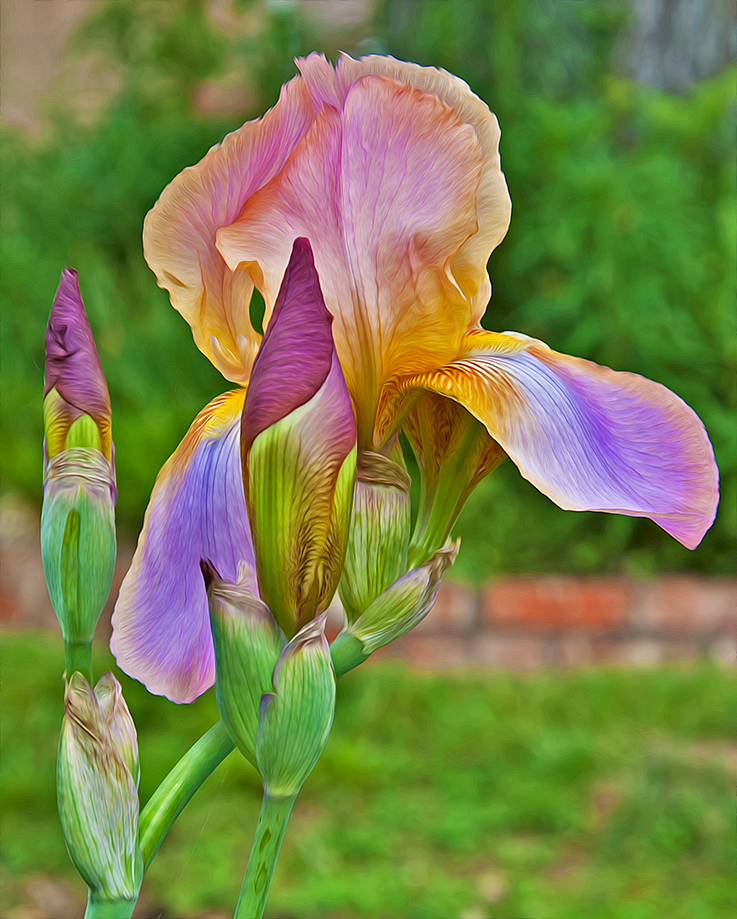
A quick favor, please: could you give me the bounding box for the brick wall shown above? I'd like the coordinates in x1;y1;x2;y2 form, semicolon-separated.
2;496;735;668
386;576;737;669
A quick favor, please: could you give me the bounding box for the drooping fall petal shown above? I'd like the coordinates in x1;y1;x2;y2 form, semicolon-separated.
386;330;719;549
111;389;253;702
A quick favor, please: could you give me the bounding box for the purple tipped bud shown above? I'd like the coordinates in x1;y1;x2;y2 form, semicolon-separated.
44;269;112;463
240;239;357;636
241;238;344;461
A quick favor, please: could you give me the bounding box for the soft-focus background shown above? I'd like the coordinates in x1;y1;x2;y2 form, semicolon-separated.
1;1;735;917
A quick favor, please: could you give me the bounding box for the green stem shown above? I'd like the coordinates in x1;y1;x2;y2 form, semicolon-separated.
84;891;136;919
139;720;235;869
65;640;92;683
330;630;370;676
234;794;296;919
136;643;367;877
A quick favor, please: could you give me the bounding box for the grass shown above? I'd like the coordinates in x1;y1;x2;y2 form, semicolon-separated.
1;631;736;918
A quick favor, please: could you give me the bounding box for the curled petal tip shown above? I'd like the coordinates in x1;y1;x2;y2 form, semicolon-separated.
44;268;113;462
241;237;336;456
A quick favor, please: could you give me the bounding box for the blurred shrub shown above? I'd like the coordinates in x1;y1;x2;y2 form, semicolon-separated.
1;0;734;575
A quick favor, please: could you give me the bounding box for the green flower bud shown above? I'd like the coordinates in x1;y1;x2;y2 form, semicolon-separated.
57;672;142;905
345;540;459;655
204;560;286;767
41;448;116;652
339;450;411;623
405;393;503;568
256;614;335;798
241;240;357;638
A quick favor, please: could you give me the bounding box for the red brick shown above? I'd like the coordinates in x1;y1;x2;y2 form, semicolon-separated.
413;580;476;635
397;635;471;669
634;576;737;634
472;635;548;670
481;577;632;631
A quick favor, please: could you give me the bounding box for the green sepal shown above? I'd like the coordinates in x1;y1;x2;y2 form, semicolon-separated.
346;540;459;655
339;450;411;623
57;672;142;904
406;396;504;569
41;448;116;653
206;561;286;767
256;614;336;798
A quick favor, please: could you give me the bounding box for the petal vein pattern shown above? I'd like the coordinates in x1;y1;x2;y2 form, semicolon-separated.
111;390;253;702
215;71;492;443
395;331;718;549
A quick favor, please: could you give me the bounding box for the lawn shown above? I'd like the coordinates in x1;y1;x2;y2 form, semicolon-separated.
1;631;736;918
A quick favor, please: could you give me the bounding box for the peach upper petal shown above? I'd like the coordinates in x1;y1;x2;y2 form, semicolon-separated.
143;54;511;443
217;69;494;444
142;75;316;383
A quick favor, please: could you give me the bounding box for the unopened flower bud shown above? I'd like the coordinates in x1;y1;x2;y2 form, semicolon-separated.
335;541;459;668
405;394;503;568
256;614;335;798
339;449;411;623
241;238;356;637
204;560;286;767
57;672;142;904
42;450;116;652
41;270;116;656
43;269;113;464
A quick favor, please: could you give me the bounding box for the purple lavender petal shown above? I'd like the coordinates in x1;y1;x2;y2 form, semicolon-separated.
111;390;254;703
408;331;719;549
241;238;333;458
45;269;110;427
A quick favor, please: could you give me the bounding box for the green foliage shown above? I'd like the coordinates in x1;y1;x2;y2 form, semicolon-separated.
2;632;737;916
1;0;734;574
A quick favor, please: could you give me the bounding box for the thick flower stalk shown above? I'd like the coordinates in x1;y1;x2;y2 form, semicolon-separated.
57;672;142;918
113;52;718;705
42;269;116;681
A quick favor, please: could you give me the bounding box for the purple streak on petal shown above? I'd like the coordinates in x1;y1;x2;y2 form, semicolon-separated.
241;238;334;457
45;269;110;426
111;391;254;703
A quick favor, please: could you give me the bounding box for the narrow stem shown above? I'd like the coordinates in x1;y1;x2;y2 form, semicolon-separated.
234;794;295;919
65;640;92;683
136;642;366;877
139;720;235;869
330;631;370;676
84;891;136;919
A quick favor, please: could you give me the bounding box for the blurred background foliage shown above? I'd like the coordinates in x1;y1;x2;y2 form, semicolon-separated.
1;0;734;579
3;632;737;918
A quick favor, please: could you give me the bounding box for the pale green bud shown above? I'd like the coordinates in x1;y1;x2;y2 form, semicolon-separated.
41;448;116;651
256;614;335;798
204;560;286;767
339;450;411;623
345;540;459;655
57;672;142;904
405;394;503;568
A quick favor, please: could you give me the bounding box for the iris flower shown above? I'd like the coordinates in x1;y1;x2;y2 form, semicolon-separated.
111;54;718;703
